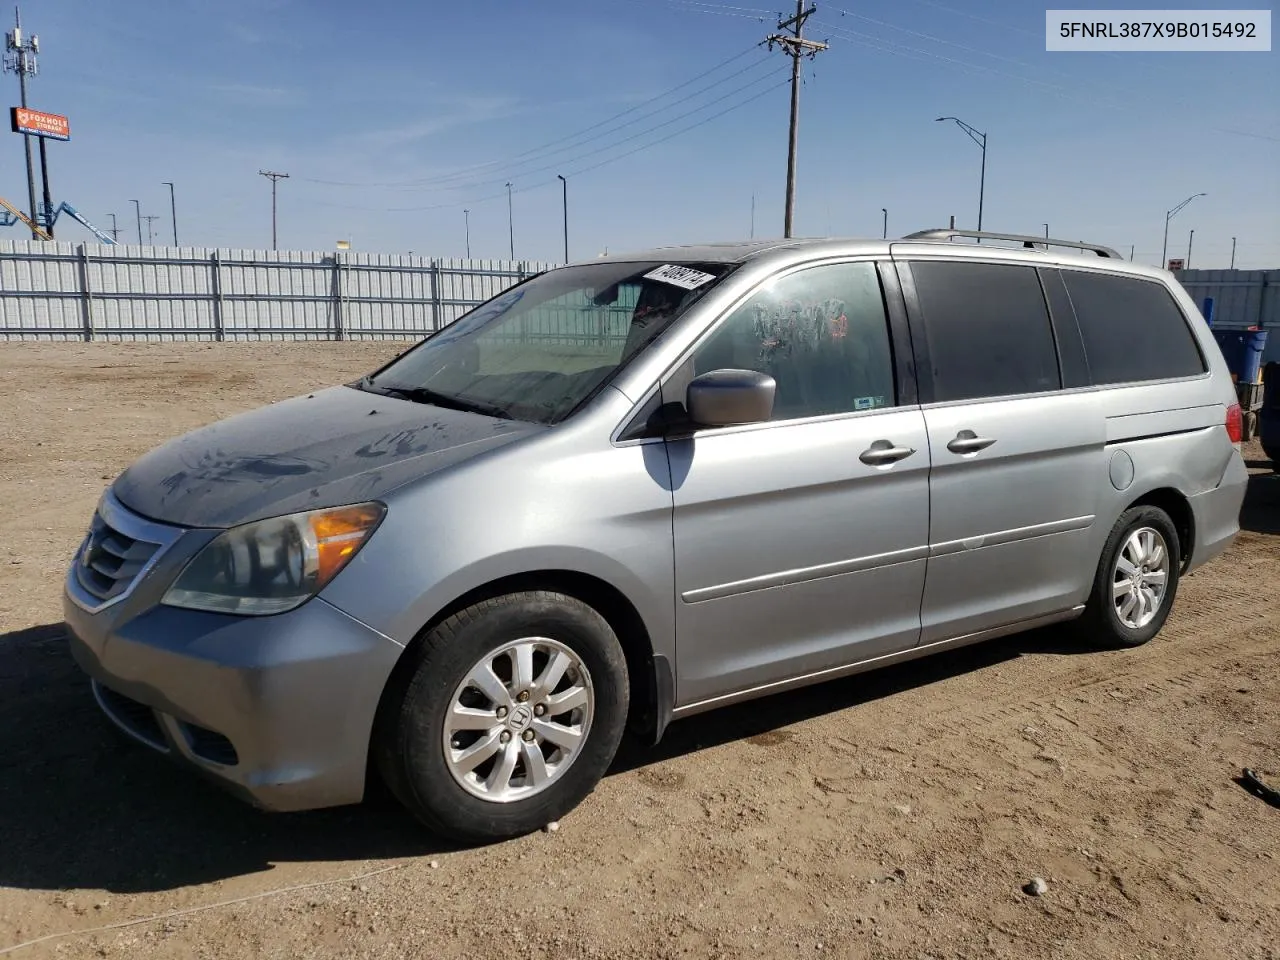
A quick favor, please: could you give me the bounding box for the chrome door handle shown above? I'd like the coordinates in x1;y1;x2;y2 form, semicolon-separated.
947;430;996;454
859;440;916;465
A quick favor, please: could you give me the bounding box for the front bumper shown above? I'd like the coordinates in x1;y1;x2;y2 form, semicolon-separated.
64;555;404;813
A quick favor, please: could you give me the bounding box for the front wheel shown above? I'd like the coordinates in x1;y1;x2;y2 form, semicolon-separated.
1077;506;1181;649
374;591;629;842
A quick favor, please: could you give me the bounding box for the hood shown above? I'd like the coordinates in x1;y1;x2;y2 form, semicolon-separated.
112;385;539;527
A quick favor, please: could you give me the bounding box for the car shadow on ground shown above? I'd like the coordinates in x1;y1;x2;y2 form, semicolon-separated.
3;474;1276;894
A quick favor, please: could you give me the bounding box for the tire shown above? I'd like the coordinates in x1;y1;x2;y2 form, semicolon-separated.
1077;506;1181;649
374;591;629;842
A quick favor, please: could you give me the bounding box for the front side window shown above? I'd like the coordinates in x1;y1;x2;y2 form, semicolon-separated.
910;260;1062;403
1060;270;1206;384
361;260;730;424
678;261;896;421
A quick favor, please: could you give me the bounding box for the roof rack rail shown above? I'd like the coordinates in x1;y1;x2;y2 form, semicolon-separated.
900;228;1123;260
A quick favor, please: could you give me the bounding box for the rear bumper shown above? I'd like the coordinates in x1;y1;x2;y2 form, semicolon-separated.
1186;451;1249;573
64;581;404;812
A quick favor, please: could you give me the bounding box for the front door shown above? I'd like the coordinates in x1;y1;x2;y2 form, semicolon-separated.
665;260;931;707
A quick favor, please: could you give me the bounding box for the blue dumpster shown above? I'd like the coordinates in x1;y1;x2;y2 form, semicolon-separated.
1212;328;1268;384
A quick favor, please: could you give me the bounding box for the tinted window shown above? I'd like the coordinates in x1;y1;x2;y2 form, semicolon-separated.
1061;271;1205;384
684;261;896;420
910;261;1061;403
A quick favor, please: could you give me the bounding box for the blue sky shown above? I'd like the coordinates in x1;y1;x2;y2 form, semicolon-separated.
8;0;1278;266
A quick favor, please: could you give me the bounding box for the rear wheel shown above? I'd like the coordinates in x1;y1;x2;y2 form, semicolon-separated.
1077;506;1180;648
374;591;629;842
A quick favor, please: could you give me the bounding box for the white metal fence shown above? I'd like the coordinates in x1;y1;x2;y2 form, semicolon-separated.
1177;268;1279;362
0;240;555;341
3;241;1275;360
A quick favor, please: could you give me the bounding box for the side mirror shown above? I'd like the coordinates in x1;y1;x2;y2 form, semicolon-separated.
686;368;776;427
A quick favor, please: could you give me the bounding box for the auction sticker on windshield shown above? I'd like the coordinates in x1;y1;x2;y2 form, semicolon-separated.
644;264;718;290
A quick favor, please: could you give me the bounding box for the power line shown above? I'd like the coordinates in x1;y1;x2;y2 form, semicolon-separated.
819;8;1077;79
295;42;769;189
392;66;788;196
362;55;779;194
305;77;790;216
300;65;787;205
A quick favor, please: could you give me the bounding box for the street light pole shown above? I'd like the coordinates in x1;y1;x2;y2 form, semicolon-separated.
1161;192;1205;268
130;199;141;245
463;208;470;259
881;207;887;239
1187;229;1194;268
161;181;177;245
936;116;987;234
557;174;568;263
1230;236;1237;269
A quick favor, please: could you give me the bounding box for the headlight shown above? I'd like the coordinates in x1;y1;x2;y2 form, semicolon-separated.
162;502;385;615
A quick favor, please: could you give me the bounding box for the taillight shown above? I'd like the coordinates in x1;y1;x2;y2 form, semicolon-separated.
1225;403;1243;443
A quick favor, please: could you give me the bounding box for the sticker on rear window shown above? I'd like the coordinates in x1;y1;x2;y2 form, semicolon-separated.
643;264;717;291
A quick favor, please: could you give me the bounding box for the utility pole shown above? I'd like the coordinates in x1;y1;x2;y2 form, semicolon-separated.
766;1;825;239
505;181;514;260
162;181;177;245
258;170;289;250
130;199;142;244
1230;236;1237;269
463;208;471;258
142;214;160;245
556;174;568;263
4;6;40;239
108;213;120;243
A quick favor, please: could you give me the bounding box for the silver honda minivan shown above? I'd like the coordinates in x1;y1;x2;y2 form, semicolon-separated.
64;229;1248;840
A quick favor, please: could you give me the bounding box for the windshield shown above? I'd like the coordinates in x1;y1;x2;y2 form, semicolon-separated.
358;260;731;424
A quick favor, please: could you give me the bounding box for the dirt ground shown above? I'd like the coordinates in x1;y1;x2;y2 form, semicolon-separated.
1;342;1278;960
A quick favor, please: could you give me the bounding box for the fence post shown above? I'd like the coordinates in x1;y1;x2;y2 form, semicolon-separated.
429;259;442;333
78;243;94;342
333;253;345;341
210;250;225;341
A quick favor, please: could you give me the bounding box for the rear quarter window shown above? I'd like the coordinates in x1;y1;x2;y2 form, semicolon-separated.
1061;271;1206;385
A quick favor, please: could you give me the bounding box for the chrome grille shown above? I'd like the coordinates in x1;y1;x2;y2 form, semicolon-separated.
75;510;161;602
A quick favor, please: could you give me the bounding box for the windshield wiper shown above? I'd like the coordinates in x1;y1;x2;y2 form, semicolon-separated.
373;382;514;420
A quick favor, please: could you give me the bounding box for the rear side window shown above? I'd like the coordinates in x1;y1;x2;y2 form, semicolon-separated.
1060;271;1206;385
909;261;1061;403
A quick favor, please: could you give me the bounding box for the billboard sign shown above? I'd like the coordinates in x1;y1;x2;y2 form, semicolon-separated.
10;107;70;141
1167;257;1185;271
